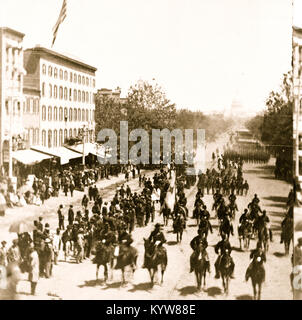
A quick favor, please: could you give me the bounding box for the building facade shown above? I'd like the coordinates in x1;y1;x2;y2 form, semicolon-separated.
0;27;27;173
293;26;302;181
23;46;97;149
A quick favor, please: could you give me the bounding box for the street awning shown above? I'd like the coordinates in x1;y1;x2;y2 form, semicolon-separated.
12;149;53;165
30;146;82;165
67;143;111;158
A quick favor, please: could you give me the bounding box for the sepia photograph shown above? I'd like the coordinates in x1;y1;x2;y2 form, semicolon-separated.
0;0;297;303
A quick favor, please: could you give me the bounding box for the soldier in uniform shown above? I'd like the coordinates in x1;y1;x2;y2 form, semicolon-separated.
189;229;210;273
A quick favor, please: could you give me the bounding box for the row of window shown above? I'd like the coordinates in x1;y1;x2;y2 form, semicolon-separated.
40;128;94;148
41;83;95;104
25;98;40;114
41;106;95;122
41;64;95;88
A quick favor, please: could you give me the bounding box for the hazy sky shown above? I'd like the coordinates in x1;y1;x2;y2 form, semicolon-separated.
1;0;292;113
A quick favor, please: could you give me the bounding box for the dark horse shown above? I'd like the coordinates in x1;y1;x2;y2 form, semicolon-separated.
144;238;168;287
217;250;233;295
238;220;253;250
114;244;138;285
193;244;210;291
282;217;293;255
161;203;172;227
219;218;234;239
248;256;265;300
93;241;114;283
173;215;185;243
257;226;270;252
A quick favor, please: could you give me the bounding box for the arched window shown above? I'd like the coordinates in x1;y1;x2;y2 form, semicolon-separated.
42;82;45;97
59;69;63;80
85;92;88;103
59;107;63;121
69;88;72;101
33;99;36;113
82;76;85;84
42;105;46;121
49;84;52;98
64;71;68;81
74;73;77;83
82;91;85;103
78;90;81;102
33;129;36;145
73;89;77;102
92;110;95;121
54;106;58;121
48;130;52;148
73;128;77;137
93;79;95;88
48;66;53;77
86;109;88;122
78;75;81;84
78;108;81;121
59;129;63;146
86;77;89;86
48;106;52;121
54;67;58;78
64;107;68;122
69;108;72;121
36;99;40;113
82;109;85;121
35;129;39;145
42;130;46;146
59;86;63;99
54;85;58;99
54;130;58;147
64;87;67;100
42;64;46;75
64;129;67;143
69;129;72;138
73;108;77;121
70;72;73;82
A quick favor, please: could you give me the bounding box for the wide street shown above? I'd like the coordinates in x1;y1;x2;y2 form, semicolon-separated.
0;133;292;300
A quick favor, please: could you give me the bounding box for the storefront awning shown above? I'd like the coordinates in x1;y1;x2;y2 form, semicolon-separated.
12;149;53;165
30;146;82;165
67;143;111;158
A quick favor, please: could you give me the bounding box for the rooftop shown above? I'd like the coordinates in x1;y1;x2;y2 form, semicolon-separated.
0;27;25;38
25;46;97;72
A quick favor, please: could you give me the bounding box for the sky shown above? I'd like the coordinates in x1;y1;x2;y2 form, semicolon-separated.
0;0;293;114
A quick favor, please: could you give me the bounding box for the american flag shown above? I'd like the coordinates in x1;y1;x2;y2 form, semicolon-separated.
52;0;67;47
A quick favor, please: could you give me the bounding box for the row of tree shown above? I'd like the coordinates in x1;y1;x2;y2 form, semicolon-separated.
95;80;234;157
245;72;293;181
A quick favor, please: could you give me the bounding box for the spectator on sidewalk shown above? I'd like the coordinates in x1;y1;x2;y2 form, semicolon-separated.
28;243;39;295
58;205;65;230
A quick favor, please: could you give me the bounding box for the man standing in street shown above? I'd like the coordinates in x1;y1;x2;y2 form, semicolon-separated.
28;243;39;295
0;241;7;267
58;205;65;230
68;205;74;226
7;240;21;265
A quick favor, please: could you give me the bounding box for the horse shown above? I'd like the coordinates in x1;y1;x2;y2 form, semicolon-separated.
161;203;172;226
248;256;265;300
238;220;253;250
282;217;293;255
228;202;238;221
257;226;270;252
192;244;210;291
143;238;168;287
173;214;185;243
198;217;211;240
217;250;233;295
219;218;234;239
93;240;114;283
114;244;138;286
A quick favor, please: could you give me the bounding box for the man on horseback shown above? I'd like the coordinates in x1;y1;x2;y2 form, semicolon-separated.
143;223;166;268
245;241;266;281
214;233;235;279
254;210;273;242
189;229;210;273
280;207;293;244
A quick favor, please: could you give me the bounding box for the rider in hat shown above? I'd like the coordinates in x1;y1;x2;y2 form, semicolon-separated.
189;229;210;273
245;241;266;281
254;210;273;242
214;233;235;279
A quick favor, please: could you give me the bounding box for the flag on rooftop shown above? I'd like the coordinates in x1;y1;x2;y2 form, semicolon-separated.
52;0;67;47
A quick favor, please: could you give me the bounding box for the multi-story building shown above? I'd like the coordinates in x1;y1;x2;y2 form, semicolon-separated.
97;87;126;104
293;26;302;182
0;27;27;175
23;45;97;150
